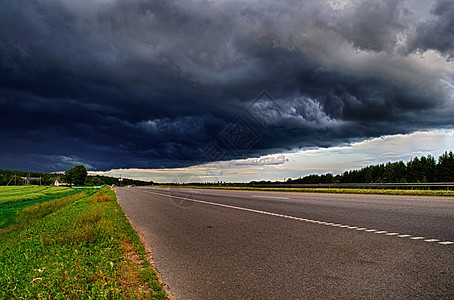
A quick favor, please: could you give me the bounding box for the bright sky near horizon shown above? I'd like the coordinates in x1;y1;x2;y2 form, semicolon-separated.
91;129;454;183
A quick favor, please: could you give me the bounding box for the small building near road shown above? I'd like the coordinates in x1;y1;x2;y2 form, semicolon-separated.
53;178;68;186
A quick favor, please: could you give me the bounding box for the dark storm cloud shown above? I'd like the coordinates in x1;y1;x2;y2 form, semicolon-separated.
0;0;453;172
330;0;405;52
408;0;454;60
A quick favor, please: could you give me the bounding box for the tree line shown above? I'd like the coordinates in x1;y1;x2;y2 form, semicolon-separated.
284;151;454;184
0;165;153;186
2;151;453;186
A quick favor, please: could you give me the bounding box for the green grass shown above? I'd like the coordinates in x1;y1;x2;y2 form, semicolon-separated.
0;186;76;205
156;185;454;197
0;187;168;299
0;186;79;229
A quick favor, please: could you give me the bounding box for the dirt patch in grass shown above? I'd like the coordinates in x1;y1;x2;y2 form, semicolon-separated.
119;240;153;299
91;194;113;202
118;204;172;299
115;239;170;299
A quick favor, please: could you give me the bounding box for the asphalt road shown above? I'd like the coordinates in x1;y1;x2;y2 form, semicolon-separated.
115;187;454;299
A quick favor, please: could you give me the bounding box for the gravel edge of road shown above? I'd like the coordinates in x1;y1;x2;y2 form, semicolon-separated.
115;188;175;300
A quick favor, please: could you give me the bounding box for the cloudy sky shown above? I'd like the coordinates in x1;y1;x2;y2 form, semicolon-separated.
1;0;453;182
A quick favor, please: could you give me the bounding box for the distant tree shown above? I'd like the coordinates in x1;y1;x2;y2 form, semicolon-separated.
436;151;454;182
85;176;104;186
421;155;436;182
64;165;87;186
0;174;7;185
320;173;334;183
405;155;436;183
383;161;406;183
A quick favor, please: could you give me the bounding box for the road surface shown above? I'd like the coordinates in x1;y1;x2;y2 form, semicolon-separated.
115;187;454;299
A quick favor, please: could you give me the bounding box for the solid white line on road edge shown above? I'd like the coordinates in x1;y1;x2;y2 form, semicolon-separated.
140;189;454;246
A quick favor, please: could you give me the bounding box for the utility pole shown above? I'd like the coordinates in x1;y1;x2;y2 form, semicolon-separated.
6;174;16;186
21;174;43;186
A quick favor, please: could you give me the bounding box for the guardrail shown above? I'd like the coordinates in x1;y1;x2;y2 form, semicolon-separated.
163;182;454;190
246;182;454;190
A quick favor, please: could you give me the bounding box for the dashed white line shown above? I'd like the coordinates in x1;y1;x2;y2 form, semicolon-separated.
424;239;439;243
439;241;454;245
141;189;454;246
410;237;425;240
397;234;411;238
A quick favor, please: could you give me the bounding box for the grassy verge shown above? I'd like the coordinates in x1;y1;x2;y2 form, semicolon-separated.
0;187;168;299
0;186;78;230
155;185;454;197
0;186;76;205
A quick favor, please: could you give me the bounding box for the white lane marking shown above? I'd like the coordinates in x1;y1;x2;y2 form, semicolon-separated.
140;189;454;246
398;234;411;238
251;195;289;200
424;239;439;243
